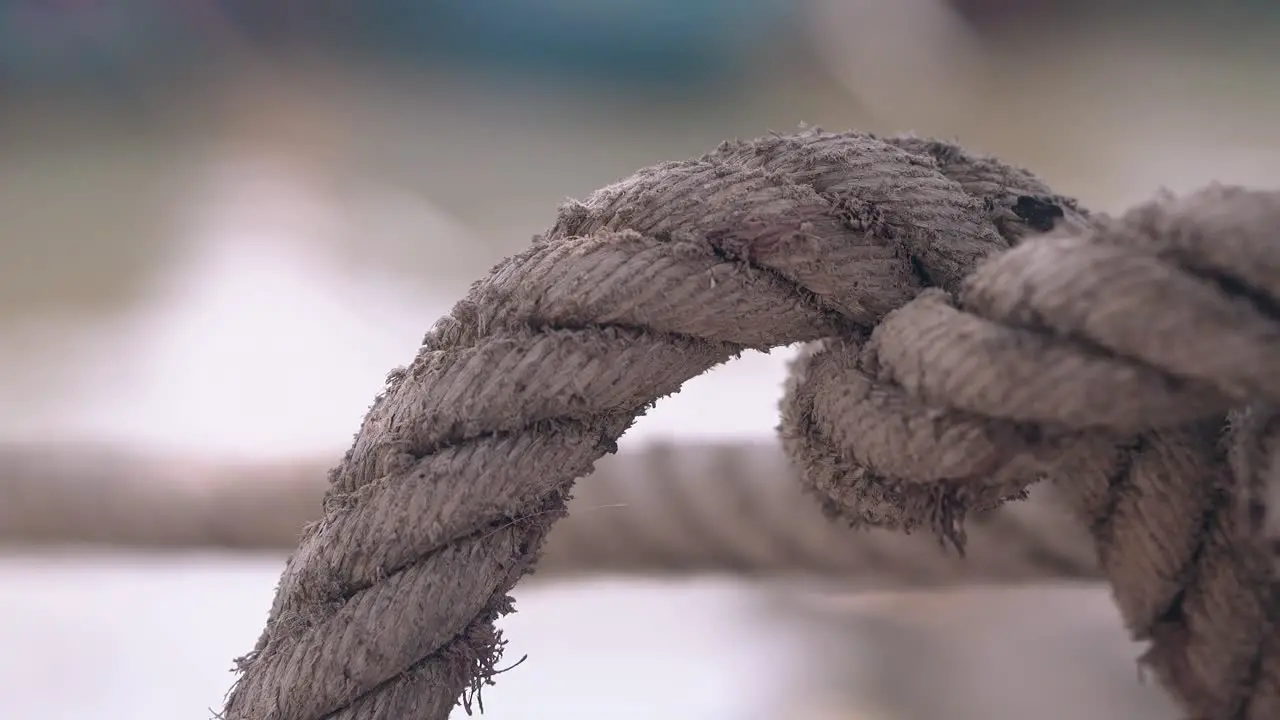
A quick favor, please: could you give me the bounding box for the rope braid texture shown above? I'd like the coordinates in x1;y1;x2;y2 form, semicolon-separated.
221;129;1280;720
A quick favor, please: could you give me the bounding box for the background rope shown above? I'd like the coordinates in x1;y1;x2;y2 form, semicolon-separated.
0;442;326;551
219;129;1280;720
0;439;1098;584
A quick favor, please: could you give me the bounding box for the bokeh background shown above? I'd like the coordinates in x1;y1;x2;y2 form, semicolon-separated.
2;1;1279;718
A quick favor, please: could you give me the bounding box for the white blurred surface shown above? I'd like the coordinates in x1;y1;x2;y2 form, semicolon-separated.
0;550;822;720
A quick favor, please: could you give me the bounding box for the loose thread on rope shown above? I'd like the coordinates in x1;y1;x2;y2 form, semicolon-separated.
219;129;1280;720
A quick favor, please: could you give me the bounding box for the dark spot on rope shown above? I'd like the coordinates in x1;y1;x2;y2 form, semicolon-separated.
1249;499;1269;534
909;255;935;288
1013;195;1066;232
598;435;619;454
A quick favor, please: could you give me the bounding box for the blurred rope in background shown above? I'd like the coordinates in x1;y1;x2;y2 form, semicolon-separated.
0;439;1099;586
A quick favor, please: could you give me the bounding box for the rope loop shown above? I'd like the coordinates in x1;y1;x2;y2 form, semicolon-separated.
222;130;1280;720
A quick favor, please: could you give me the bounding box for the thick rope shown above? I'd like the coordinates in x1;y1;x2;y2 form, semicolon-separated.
0;440;1098;584
221;129;1280;720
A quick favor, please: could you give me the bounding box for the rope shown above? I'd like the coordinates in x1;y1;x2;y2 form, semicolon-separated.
541;439;1098;583
220;129;1280;720
0;442;327;551
0;439;1098;584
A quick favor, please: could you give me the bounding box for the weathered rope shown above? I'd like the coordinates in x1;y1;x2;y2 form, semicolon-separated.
221;129;1280;720
0;440;1098;584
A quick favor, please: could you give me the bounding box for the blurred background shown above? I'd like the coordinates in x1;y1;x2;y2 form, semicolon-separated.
1;1;1278;718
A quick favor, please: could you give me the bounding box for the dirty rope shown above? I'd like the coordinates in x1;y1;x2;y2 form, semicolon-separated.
221;130;1280;720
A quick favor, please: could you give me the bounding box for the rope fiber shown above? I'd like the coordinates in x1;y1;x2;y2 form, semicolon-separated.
220;129;1280;720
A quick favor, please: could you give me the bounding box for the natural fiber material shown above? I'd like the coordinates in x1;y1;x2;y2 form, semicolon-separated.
0;439;1099;584
221;130;1280;720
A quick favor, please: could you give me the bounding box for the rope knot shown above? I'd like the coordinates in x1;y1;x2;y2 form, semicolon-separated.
779;175;1280;718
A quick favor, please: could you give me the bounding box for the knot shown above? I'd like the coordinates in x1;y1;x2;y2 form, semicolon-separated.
222;129;1280;720
781;183;1280;718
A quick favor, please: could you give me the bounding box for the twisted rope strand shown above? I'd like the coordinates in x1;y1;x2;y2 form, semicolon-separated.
221;130;1280;720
